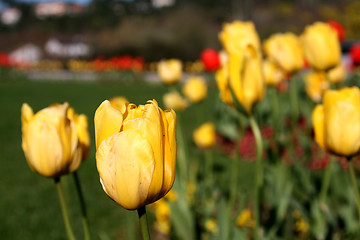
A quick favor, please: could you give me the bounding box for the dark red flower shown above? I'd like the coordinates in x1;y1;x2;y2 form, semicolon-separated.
200;48;220;72
327;20;346;42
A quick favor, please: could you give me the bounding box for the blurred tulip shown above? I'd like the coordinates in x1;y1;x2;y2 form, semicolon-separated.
205;218;218;234
95;99;176;210
163;91;188;111
263;32;304;73
263;59;286;86
219;21;261;54
301;22;341;70
109;96;129;111
328;63;347;84
350;44;360;66
304;70;329;102
215;51;233;106
236;209;254;228
312;87;360;157
193;122;216;149
21;103;82;177
219;21;265;114
157;59;183;84
67;107;90;161
182;76;207;103
327;20;346;42
200;48;221;71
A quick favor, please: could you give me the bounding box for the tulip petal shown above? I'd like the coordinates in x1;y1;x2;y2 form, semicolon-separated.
96;130;155;210
122;100;164;202
94;100;123;150
312;105;325;150
159;109;177;197
24;120;64;177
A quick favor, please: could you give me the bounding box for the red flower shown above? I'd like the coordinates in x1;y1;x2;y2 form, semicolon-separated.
327;20;346;42
200;48;220;72
350;44;360;66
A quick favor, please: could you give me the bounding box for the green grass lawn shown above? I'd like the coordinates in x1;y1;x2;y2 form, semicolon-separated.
0;78;255;240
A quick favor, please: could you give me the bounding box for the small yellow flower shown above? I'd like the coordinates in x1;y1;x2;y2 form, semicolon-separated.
263;59;286;86
182;76;207;103
263;32;304;73
163;91;188;111
155;220;171;235
165;189;178;202
205;218;218;234
236;209;254;228
193;122;216;149
157;59;183;85
328;63;347;84
304;70;329;102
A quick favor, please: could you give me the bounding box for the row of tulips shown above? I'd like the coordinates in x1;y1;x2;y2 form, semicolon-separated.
20;19;360;240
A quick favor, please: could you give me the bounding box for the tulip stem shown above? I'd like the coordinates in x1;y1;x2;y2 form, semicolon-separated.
73;171;91;240
348;159;360;225
249;115;264;240
319;156;333;203
54;177;76;240
290;75;299;127
137;206;151;240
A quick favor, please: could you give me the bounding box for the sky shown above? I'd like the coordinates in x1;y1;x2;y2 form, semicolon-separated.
0;0;92;11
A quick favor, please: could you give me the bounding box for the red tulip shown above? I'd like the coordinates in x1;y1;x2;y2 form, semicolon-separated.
200;48;220;71
350;44;360;66
327;20;346;42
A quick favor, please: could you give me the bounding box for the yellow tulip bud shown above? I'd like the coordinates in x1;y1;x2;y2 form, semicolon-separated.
109;96;129;112
193;122;216;149
205;218;218;234
95;99;177;210
236;209;254;228
218;21;265;114
312;87;360;157
21;103;81;177
263;32;304;73
182;76;207;103
157;59;183;85
263;59;286;86
304;70;329;102
163;91;188;111
219;21;261;55
328;63;347;84
301;22;341;70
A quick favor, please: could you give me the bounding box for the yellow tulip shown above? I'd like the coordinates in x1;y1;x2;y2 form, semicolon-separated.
182;76;207;103
304;70;329;102
219;21;261;55
109;96;129;111
193;122;216;149
301;22;341;70
95;99;176;210
215;51;233;106
163;91;188;111
312;87;360;157
236;209;254;228
263;32;304;73
157;59;183;85
21;103;80;177
328;63;347;84
218;21;265;114
67;107;90;161
263;59;286;86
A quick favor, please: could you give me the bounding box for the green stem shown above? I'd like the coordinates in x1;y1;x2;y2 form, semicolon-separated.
54;177;76;240
348;159;360;225
203;149;213;202
249;115;264;240
270;86;280;133
319;156;333;203
73;171;91;240
290;75;299;127
137;206;151;240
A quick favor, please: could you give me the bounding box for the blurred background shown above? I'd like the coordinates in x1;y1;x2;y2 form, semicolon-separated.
0;0;359;64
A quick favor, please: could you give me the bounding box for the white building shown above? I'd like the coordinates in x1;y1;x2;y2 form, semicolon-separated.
9;44;42;64
1;7;21;25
